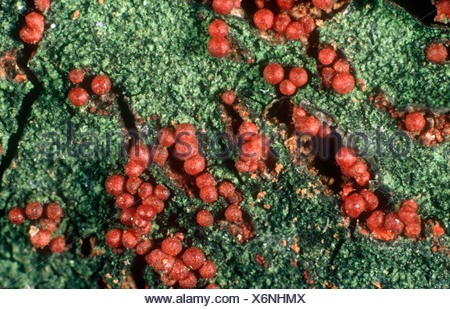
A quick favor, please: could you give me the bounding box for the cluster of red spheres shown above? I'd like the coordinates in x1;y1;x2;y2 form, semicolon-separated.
207;19;230;58
20;11;45;44
435;0;450;22
335;146;370;186
318;46;355;94
8;201;66;253
293;105;331;139
253;7;315;41
105;144;171;253
68;69;111;107
145;234;219;289
235;121;270;173
263;63;308;95
426;43;448;64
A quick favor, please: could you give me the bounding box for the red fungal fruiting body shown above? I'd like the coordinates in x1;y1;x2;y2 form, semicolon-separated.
143;196;164;213
68;87;89;107
19;26;42;44
134;220;152;236
160;273;177;286
273;14;291;33
176;123;196;137
398;206;419;224
218;182;235;198
366;210;385;232
182;247;205;270
174;232;185;241
276;0;295;10
401;199;418;211
197;210;214;227
34;0;51;12
238;122;258;141
344;193;366;218
286;22;304;40
263;63;284;85
235;159;250;173
158;128;176;147
136;204;156;221
49;236;66;253
106;229;123;248
161;237;183;256
120;207;136;226
199;186;219;203
135;239;152;255
426;44;448;63
208;20;228;37
8;207;26;224
318;48;337;65
225;204;243;222
317;123;331;138
372;227;393;241
360;189;378;211
105;174;126;196
253;9;274;31
25;12;45;33
321;67;335;88
175;136;199;160
184;154;206;175
137;182;152;198
25;202;43;220
347;160;367;177
205;284;221;289
196;173;216;189
151;145;168;166
116;193;134;209
384;213;404;236
279;80;296;95
125;160;145;177
146;249;175;273
199;260;217;279
122;229;139;249
289;67;308;87
333;59;350;73
45;203;63;221
254;0;265;9
437;0;450;15
179;272;197;289
332;72;355;94
69;69;84;84
221;91;236;105
129;144;151;166
431;223;445;238
295;115;321;136
169;259;190;281
355;171;370;186
312;0;334;10
404;221;421;238
40;219;57;233
405;112;426;132
208;37;230;58
30;229;51;249
293;105;307;120
154;184;170;201
335;147;357;169
212;0;233;14
91;75;111;96
299;15;316;34
341;184;354;201
125;177;141;195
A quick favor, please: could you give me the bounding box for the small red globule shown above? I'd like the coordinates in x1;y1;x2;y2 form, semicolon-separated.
405;112;426;132
30;229;51;249
40;219;57;233
146;249;175;273
286;22;304;40
205;284;221;289
212;0;234;15
137;182;153;198
196;210;214;227
225;204;243;222
45;203;63;221
69;69;85;84
182;247;205;270
263;63;284;85
318;48;337;65
19;26;42;44
360;189;378;211
208;37;230;58
299;15;316;34
208;20;228;37
199;260;217;279
122;229;139;249
404;221;421;239
321;67;335;88
312;0;334;10
143;196;164;213
366;210;385;232
218;182;235;198
135;239;152;255
273;14;291;33
344;193;366;218
49;236;66;253
151;145;168;166
25;202;43;220
238;122;258;141
279;80;296;95
289;67;308;87
384;212;404;236
129;144;151;166
253;9;274;31
221;90;236;105
437;0;450;15
333;59;350;73
196;173;216;189
120;207;136;226
25;12;45;33
126;177;142;195
116;193;134;210
34;0;51;12
125;160;145;177
161;237;183;256
154;184;170;201
426;43;448;64
160;273;177;286
105;174;126;196
158;128;176;147
106;229;123;248
69;87;89;107
295;115;321;136
332;73;355;94
199;186;219;203
276;0;295;10
347;160;368;177
8;207;26;225
179;272;197;289
91;75;111;96
169;259;190;281
335;147;357;169
136;204;156;221
184;154;206;175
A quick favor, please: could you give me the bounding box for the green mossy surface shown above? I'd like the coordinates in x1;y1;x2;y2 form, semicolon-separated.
0;0;449;288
